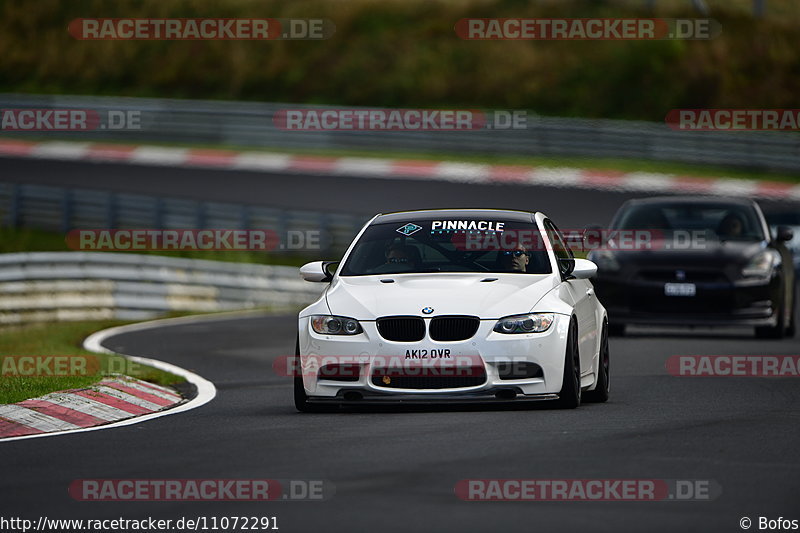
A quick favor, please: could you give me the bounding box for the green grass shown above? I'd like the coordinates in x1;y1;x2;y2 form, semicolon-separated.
0;320;185;404
0;0;799;122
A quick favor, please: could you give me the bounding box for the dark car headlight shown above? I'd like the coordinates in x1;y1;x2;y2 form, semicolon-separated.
742;251;779;279
493;313;554;334
311;315;363;335
587;250;620;273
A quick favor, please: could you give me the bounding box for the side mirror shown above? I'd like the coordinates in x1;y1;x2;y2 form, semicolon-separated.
583;225;605;251
559;257;576;278
300;261;338;282
571;258;598;280
776;226;794;242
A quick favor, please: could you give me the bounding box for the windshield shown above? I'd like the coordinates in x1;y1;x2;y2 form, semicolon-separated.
765;212;800;226
340;218;553;276
614;203;766;242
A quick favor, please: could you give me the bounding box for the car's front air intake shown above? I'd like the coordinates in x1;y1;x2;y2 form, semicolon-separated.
429;316;480;341
371;367;487;389
377;316;426;342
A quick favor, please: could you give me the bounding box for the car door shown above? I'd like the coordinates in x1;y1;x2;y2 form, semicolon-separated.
544;219;599;377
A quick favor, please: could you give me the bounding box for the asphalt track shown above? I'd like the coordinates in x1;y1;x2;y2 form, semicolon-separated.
3;313;800;532
2;157;800;532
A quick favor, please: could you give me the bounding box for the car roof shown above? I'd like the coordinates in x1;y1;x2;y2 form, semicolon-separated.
373;209;537;224
623;196;757;207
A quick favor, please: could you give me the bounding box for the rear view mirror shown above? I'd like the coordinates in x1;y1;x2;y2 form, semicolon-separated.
776;226;794;242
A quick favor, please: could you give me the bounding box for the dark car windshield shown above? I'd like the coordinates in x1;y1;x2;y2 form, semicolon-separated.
340;218;553;276
765;212;800;226
614;202;766;242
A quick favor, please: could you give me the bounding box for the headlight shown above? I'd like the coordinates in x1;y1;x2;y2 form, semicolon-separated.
587;250;620;273
311;315;363;335
742;251;777;278
493;313;555;334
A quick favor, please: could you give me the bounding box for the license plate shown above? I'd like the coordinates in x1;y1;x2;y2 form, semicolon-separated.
403;348;452;359
664;283;696;297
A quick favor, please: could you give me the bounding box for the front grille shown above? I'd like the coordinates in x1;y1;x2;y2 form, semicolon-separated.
630;291;733;313
636;269;727;283
371;367;487;389
429;316;480;341
377;316;425;342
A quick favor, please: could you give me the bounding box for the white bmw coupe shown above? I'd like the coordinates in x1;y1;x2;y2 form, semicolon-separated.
295;209;609;411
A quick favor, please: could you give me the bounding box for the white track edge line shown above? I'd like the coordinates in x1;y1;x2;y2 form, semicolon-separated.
0;311;275;443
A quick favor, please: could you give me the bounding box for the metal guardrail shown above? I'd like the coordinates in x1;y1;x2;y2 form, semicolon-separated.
2;93;799;172
0;252;323;324
0;182;367;256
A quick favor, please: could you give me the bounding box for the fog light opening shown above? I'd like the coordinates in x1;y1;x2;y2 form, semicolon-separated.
495;389;517;400
343;391;363;402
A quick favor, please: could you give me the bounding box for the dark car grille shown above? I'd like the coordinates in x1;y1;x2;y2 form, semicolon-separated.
429;316;480;341
631;294;733;314
636;269;727;283
371;367;487;389
377;316;426;342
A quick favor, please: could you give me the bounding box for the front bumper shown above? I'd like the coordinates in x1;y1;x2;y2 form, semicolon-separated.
297;313;571;401
309;388;560;404
593;275;780;327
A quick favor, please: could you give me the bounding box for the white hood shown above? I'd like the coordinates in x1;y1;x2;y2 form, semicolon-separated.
325;273;559;320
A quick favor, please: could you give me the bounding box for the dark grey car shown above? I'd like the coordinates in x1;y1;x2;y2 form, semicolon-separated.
588;196;795;338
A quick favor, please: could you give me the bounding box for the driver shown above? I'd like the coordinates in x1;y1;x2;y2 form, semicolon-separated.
385;243;421;269
718;213;745;239
498;243;529;272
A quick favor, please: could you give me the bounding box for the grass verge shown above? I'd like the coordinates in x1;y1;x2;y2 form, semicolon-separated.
0;320;185;405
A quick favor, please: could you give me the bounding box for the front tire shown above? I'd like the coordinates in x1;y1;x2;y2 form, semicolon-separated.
293;337;313;412
294;337;335;413
554;318;581;409
755;294;786;340
294;375;314;412
584;321;610;403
